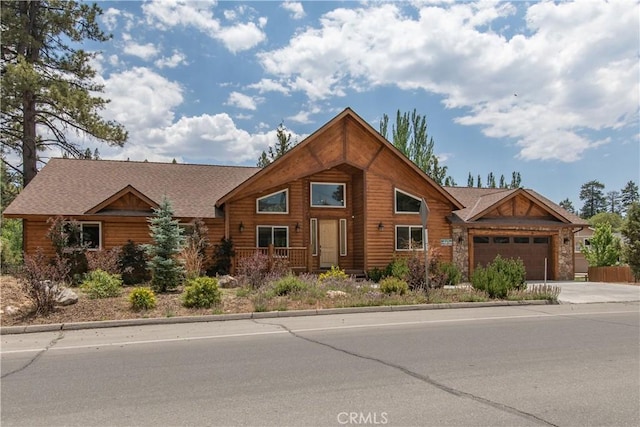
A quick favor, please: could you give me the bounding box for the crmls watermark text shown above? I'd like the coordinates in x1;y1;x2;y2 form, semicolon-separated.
337;412;389;425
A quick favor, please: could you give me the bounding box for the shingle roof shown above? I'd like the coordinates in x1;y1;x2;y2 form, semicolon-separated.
4;158;260;218
443;186;587;225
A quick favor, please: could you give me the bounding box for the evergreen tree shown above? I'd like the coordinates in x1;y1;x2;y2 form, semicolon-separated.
444;176;457;186
499;174;507;188
145;197;185;293
606;191;621;215
579;180;607;218
487;172;496;188
620;180;639;215
1;0;127;186
559;198;576;214
467;173;474;187
621;202;640;280
257;122;293;167
379;109;452;185
476;175;482;188
510;171;522;189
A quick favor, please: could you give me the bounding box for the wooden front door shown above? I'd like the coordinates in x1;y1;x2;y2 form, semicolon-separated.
319;220;339;268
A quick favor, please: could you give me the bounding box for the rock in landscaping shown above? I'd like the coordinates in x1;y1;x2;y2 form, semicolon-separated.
217;275;239;288
3;305;19;315
326;290;348;299
56;287;79;306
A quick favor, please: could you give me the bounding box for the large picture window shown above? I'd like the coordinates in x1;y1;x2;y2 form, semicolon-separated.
311;183;345;208
257;189;288;213
257;226;288;248
395;225;424;251
395;189;421;214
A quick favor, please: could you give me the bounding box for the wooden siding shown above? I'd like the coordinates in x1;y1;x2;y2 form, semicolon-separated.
485;194;555;219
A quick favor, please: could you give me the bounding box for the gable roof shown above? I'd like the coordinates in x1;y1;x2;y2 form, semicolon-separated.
444;186;587;225
217;107;464;209
4;158;260;218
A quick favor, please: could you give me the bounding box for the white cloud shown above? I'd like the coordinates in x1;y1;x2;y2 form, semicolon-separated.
101;8;120;31
282;2;306;20
142;0;266;52
226;92;260;110
154;51;187;69
257;0;639;163
247;78;290;95
123;42;159;60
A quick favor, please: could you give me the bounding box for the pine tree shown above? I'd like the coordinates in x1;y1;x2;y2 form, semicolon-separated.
476;175;482;188
621;202;640;280
559;198;576;214
620;181;639;215
467;173;474;187
579;180;607;218
606;191;621;214
1;0;127;185
145;197;185;293
487;172;496;188
257;122;294;167
499;174;507;188
510;172;522;189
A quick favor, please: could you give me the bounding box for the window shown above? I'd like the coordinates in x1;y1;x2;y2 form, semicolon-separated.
396;225;424;251
257;226;288;248
340;219;347;256
473;236;490;244
395;189;421;214
310;218;318;256
66;222;101;250
514;237;530;244
257;189;288;213
576;238;591;252
311;183;345;208
493;237;510;244
533;237;549;244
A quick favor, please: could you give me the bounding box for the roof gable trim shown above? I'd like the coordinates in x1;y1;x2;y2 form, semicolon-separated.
85;185;159;214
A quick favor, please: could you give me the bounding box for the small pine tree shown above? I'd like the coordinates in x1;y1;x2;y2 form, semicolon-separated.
145;197;185;292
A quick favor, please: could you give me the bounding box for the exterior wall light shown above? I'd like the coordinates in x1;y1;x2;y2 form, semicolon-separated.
378;222;384;231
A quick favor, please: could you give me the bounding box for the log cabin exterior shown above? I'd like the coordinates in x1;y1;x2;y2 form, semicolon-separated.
3;108;587;280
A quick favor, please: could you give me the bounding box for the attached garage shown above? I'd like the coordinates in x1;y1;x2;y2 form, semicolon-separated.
472;235;551;280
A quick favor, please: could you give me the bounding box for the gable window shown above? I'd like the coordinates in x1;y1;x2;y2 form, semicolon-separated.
395;189;421;214
66;222;101;250
396;225;424;251
257;189;288;213
311;183;345;208
257;226;288;248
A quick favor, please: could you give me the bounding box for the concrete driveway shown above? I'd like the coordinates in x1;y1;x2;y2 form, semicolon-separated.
529;281;640;304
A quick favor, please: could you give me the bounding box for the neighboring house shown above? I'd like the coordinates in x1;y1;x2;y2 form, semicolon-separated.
574;227;594;275
3;108;588;280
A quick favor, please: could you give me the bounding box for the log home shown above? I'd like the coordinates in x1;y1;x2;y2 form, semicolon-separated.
3;108;587;280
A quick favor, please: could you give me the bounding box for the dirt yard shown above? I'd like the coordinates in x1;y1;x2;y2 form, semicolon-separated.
0;275;255;327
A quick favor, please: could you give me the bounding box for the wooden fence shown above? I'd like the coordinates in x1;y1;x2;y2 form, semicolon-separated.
232;245;311;274
588;266;635;283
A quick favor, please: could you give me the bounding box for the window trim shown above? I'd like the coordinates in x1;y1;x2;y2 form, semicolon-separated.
310;218;318;256
256;189;289;214
395;225;424;251
394;188;422;214
66;221;102;251
339;219;347;256
310;182;346;208
256;225;289;248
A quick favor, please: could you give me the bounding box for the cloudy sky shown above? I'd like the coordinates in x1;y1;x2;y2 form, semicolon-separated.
75;0;638;208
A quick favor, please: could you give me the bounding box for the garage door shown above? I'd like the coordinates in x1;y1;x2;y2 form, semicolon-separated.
473;236;551;280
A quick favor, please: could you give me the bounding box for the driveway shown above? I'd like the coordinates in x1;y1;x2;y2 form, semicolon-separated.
529;281;640;304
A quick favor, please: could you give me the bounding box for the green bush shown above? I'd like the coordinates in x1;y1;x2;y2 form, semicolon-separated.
379;276;408;295
182;277;222;308
433;262;462;287
318;265;349;282
129;287;157;310
119;240;150;285
471;255;526;299
366;267;385;283
81;269;123;299
387;258;409;280
270;275;307;296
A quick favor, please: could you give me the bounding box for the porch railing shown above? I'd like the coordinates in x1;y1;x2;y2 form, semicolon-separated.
233;245;311;274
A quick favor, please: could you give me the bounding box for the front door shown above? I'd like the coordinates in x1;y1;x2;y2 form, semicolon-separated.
319;219;339;268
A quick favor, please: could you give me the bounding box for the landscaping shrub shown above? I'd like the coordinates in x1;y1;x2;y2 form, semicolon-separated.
270;275;307;296
318;265;349;282
182;277;222;308
507;284;560;302
387;257;409;280
182;218;210;279
430;261;462;288
46;216;88;284
119;240;150;285
366;267;385;283
86;248;122;275
471;255;526;299
209;237;234;276
81;269;123;299
21;248;70;315
129;287;157;311
237;252;270;288
379;276;408;295
405;255;426;290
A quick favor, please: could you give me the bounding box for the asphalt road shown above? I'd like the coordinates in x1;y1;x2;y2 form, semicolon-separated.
2;303;639;427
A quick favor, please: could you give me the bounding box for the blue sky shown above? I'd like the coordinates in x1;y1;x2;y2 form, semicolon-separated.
69;0;638;209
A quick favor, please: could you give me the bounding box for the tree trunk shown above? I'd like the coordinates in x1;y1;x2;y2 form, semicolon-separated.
21;0;41;187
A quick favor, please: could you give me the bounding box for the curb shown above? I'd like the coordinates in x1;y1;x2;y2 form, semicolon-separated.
0;300;552;335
